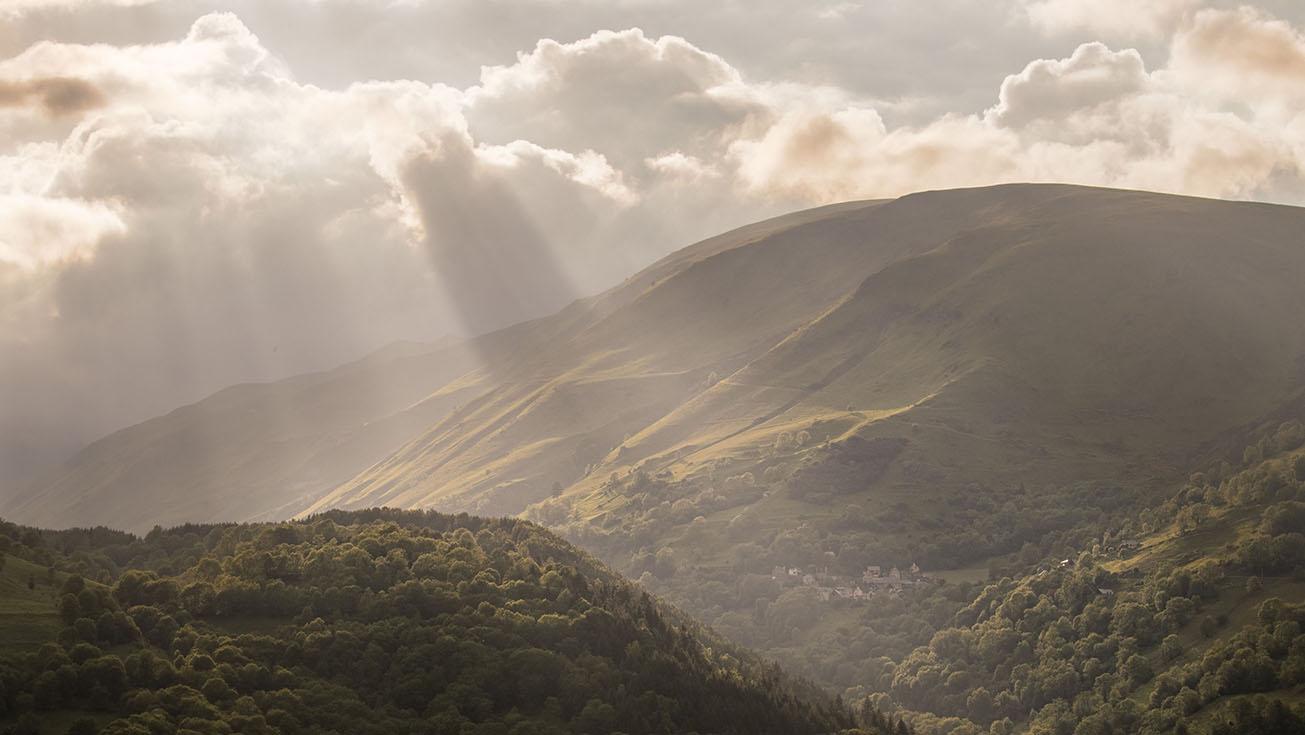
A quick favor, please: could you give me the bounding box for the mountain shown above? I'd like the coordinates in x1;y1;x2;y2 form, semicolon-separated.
12;182;1305;550
8;183;1305;733
0;510;863;735
306;184;1305;532
0;336;499;532
0;199;876;533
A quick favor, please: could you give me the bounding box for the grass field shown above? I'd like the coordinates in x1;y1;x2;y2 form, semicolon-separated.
931;564;991;585
0;552;63;652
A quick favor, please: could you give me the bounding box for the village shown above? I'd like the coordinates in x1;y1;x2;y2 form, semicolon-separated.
771;562;933;602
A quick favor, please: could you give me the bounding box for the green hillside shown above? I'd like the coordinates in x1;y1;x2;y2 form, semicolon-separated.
314;184;1305;540
845;421;1305;735
0;552;67;654
0;512;867;735
0;200;892;535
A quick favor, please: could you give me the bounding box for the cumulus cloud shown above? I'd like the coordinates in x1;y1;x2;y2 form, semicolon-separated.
722;16;1305;205
466;28;764;173
990;42;1149;130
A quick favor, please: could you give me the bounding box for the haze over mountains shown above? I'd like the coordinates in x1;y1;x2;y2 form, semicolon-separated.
8;183;1305;536
14;3;1305;733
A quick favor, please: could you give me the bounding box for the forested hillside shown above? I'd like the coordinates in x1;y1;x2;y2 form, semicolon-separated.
0;511;865;735
541;413;1305;735
851;422;1305;734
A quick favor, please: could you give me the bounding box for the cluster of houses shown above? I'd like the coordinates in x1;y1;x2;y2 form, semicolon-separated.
1108;538;1142;557
771;563;932;601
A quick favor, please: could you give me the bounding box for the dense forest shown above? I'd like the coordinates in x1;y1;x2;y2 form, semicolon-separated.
0;510;869;735
850;422;1305;734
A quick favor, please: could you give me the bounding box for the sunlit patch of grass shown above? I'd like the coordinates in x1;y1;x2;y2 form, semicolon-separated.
0;553;64;653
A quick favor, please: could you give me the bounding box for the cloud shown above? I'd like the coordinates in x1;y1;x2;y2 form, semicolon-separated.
466;28;764;173
0;0;160;18
645;152;720;181
731;108;1024;202
817;2;861;21
0;195;124;268
1022;0;1199;38
0;76;104;115
1170;6;1305;109
990;42;1149;130
729;25;1305;205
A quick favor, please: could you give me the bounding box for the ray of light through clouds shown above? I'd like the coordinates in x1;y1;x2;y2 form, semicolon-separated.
3;0;1305;486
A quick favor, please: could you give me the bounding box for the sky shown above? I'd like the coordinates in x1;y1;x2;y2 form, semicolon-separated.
3;0;1305;484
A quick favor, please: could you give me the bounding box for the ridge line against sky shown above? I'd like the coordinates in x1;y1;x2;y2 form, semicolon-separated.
2;0;1305;483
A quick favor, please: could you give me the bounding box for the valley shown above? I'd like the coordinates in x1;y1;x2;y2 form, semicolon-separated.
10;0;1305;729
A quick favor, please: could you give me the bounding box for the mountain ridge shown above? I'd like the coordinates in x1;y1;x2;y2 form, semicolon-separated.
9;184;1305;546
312;183;1305;526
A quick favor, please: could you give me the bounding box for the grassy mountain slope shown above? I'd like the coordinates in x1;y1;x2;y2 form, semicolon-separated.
313;185;1305;537
0;553;72;654
22;184;1304;544
0;511;863;735
0;201;887;535
0;328;550;532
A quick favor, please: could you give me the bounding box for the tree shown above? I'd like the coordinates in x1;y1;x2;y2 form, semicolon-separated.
1160;634;1183;662
200;677;234;704
60;594;81;625
1199;615;1218;639
1262;502;1305;536
61;575;86;595
1120;654;1153;686
1258;598;1286;626
574;698;618;733
1177;504;1209;533
966;687;994;723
